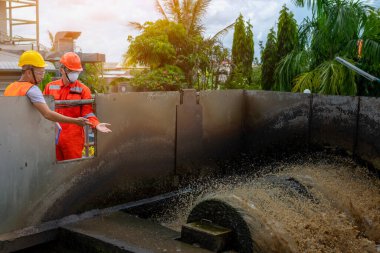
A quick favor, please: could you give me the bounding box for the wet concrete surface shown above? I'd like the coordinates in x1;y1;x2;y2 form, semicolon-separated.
60;211;211;253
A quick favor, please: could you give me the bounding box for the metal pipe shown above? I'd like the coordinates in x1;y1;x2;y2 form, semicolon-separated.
84;125;90;157
8;0;12;40
54;99;94;105
36;0;39;51
335;57;380;83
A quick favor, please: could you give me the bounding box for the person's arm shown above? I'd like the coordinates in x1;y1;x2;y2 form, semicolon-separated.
26;86;89;126
33;103;90;126
81;85;112;133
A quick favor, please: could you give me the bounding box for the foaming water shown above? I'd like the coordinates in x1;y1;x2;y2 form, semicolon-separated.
157;155;380;252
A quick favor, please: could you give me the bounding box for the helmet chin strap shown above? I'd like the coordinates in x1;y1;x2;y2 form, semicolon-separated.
31;68;38;85
64;69;74;84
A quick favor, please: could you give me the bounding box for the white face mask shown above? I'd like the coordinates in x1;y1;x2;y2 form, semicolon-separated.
67;72;80;83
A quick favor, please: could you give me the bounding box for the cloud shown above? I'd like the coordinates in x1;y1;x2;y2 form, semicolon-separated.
12;0;335;62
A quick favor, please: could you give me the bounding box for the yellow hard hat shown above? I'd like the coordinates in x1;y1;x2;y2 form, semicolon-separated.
18;50;47;68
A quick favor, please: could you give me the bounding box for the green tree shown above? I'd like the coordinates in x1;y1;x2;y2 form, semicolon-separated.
231;14;246;68
354;8;380;96
129;65;187;91
244;21;255;84
261;28;277;90
276;0;378;96
274;5;298;91
228;15;254;88
154;0;212;36
249;65;262;90
128;0;233;89
195;41;230;90
277;5;298;64
125;20;188;69
79;63;106;93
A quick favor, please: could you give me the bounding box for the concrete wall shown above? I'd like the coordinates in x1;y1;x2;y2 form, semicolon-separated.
245;91;310;155
200;90;244;158
357;97;380;169
244;91;380;170
0;90;244;233
0;97;56;233
1;90;380;234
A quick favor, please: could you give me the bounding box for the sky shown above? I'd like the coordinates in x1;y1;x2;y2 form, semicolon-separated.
8;0;380;63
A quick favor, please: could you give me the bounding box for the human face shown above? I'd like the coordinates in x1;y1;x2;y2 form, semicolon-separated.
61;67;81;85
28;67;45;84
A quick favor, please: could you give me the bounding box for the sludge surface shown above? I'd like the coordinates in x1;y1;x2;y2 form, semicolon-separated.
156;154;380;252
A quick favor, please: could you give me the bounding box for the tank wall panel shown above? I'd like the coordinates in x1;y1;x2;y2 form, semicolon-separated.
245;91;310;155
357;97;380;168
199;90;244;158
42;92;180;220
176;90;203;175
0;97;55;233
311;95;358;152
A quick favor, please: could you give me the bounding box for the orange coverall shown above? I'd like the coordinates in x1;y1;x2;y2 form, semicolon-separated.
44;80;99;161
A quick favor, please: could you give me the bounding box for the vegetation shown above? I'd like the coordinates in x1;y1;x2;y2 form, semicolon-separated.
274;5;299;91
125;20;189;69
125;0;379;95
126;0;233;91
228;14;254;89
273;0;380;96
39;72;53;91
79;63;107;93
261;28;277;90
129;65;187;91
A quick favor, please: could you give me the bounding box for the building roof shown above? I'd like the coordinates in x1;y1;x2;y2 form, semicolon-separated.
0;51;56;71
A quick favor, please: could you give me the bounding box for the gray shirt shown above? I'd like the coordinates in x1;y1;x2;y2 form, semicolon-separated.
26;85;46;104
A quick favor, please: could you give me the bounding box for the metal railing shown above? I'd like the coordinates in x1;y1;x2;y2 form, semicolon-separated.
54;98;96;158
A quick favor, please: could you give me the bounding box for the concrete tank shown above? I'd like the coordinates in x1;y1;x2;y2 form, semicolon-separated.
0;90;379;234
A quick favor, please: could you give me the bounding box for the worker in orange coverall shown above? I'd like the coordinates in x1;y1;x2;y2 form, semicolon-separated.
44;52;111;161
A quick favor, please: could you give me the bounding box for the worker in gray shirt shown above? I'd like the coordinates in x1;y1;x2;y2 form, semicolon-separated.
4;50;90;127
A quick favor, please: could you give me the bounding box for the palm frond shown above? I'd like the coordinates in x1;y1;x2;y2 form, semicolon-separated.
166;0;182;22
128;22;144;30
189;0;212;34
275;50;311;91
155;0;169;20
210;22;235;42
292;70;318;92
362;39;380;64
291;0;332;15
318;60;357;95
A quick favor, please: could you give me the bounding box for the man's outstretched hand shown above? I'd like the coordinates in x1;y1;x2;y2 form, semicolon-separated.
96;123;112;133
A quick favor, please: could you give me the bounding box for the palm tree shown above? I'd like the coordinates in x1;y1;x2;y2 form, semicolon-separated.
276;0;380;95
154;0;211;36
291;0;330;15
128;0;234;88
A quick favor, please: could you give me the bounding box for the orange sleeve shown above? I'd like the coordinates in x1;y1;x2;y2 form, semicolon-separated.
81;85;100;128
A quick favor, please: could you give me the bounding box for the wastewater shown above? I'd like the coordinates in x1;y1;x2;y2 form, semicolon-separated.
15;152;380;253
156;153;380;253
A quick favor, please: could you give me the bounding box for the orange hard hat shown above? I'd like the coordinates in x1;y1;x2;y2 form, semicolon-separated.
60;52;83;71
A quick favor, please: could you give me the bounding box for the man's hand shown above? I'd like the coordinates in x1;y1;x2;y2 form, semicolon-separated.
96;123;112;133
75;117;91;126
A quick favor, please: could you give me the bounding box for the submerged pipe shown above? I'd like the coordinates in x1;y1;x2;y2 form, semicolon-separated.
183;176;316;253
